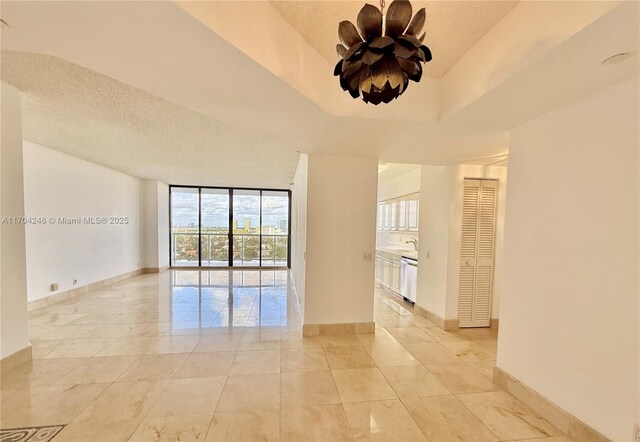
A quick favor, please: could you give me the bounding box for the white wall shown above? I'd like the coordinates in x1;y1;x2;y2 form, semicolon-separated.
23;141;144;302
0;82;30;359
143;180;169;269
290;154;308;312
157;183;169;268
416;164;507;322
497;77;639;441
304;154;378;325
416;166;451;319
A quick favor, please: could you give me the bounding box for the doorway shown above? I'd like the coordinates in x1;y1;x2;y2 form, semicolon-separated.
170;186;291;268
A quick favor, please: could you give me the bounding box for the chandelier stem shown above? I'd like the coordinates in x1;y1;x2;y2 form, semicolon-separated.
379;0;385;14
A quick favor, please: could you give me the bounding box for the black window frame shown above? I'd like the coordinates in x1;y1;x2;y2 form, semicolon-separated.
169;185;291;268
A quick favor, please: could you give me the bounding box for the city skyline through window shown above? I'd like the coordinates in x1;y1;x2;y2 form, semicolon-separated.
170;186;290;268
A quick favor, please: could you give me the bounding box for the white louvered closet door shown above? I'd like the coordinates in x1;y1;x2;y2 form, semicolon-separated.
458;179;498;328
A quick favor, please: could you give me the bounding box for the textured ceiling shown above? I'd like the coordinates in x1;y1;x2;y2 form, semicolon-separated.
1;51;299;188
269;0;518;77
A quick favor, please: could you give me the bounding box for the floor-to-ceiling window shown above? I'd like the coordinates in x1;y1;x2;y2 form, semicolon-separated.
170;186;291;268
170;187;200;267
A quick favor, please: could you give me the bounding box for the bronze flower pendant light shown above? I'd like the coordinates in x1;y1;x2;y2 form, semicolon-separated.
334;0;432;105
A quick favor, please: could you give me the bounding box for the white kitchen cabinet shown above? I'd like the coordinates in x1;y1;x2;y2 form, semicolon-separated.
382;202;390;230
376;250;404;297
377;193;419;232
390;200;397;230
397;199;407;230
407;194;419;231
390;261;401;294
381;258;391;288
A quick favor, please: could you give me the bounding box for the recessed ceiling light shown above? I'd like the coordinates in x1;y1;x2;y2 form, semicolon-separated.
601;52;632;65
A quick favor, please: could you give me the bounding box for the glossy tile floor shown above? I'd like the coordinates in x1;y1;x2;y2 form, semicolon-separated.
0;270;568;441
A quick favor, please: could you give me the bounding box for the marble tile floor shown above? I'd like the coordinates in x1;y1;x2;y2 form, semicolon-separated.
0;270;568;441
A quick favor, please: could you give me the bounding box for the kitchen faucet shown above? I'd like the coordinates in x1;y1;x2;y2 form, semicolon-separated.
405;238;418;251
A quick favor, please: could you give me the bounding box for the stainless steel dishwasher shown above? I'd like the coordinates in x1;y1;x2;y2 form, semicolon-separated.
400;256;418;304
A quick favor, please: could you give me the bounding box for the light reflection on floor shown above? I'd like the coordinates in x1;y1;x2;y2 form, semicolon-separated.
169;270;295;331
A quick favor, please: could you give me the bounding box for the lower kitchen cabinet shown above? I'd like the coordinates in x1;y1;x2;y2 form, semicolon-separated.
375;250;402;296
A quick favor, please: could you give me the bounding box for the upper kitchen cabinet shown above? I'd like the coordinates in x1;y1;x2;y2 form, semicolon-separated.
377;192;419;232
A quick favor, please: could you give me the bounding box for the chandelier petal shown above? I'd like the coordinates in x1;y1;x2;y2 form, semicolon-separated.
385;0;412;37
419;45;432;62
405;8;426;36
398;58;422;81
369;36;395;51
397;34;421;48
336;44;347;59
357;4;383;40
393;41;415;59
338;20;363;48
343;40;366;61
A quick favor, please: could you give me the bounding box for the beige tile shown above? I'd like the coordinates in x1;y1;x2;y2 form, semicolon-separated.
343;399;426;441
454;327;498;341
403;395;500;441
0;383;109;427
146;335;201;354
229;349;280;376
332;368;397;403
127;322;173;337
73;380;169;423
475;339;498;355
207;409;280;441
379;365;450;398
29;325;97;341
280;332;324;349
404;342;462;365
458;391;562;440
280;404;353;441
175;352;236;378
30;339;72;359
324;345;376;370
426;363;501;394
1;358;88;390
116;353;188;382
281;347;329;372
281;371;341;406
440;341;497;362
466;360;496;380
42;338;115;358
79;323;136;338
355;328;398;345
55;356;138;385
320;335;362;347
238;332;283;350
95;336;159;356
55;418;141;441
146;376;226;417
364;343;420;367
516;437;574;442
216;374;280;412
422;327;465;342
129;414;213;441
31;313;88;326
386;327;434;344
194;335;242;352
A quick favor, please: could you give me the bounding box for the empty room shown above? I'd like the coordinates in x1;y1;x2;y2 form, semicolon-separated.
0;1;638;441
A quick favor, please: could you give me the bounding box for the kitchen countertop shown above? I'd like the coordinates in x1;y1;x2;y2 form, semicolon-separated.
376;247;418;261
